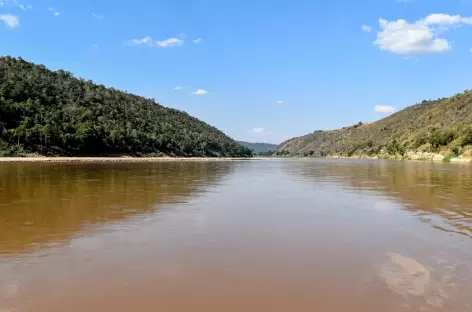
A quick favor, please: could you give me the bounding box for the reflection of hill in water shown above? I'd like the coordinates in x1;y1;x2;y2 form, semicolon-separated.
286;159;472;238
0;162;234;255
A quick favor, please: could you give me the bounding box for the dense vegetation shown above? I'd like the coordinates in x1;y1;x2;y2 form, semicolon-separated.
277;90;472;160
0;57;252;157
237;141;278;156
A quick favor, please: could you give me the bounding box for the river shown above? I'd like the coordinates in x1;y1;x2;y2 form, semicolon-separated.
1;159;471;311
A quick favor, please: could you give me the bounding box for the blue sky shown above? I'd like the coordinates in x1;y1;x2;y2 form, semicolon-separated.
1;0;472;144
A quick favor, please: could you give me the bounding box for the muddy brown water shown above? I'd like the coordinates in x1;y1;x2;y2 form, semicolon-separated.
1;159;472;311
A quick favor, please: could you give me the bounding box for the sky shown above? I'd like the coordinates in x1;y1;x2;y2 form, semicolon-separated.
2;0;472;144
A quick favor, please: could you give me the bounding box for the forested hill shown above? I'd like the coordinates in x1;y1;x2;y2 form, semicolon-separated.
0;57;252;157
277;90;472;159
237;141;278;154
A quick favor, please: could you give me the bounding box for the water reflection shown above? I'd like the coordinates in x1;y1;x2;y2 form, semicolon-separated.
284;159;472;239
0;162;233;255
1;159;472;312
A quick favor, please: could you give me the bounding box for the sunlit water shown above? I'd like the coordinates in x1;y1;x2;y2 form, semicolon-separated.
1;159;472;311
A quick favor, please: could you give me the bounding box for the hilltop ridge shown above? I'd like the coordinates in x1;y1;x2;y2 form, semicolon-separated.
276;90;472;161
0;57;252;157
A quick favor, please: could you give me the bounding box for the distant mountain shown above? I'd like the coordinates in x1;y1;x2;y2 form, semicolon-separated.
277;89;472;160
0;57;253;157
237;141;278;155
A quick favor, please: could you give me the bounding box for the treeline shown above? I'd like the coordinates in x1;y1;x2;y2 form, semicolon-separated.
277;90;472;159
0;57;252;157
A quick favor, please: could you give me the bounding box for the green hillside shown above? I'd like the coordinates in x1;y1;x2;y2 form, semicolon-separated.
237;141;278;155
276;90;472;160
0;57;252;157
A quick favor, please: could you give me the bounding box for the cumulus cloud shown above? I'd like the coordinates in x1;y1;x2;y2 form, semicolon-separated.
0;14;19;28
156;37;183;47
92;12;103;19
193;38;202;44
192;89;208;96
421;14;472;25
374;105;396;113
362;25;372;32
374;13;472;54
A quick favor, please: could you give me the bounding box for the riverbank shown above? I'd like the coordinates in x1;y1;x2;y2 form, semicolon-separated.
328;152;472;163
0;157;260;163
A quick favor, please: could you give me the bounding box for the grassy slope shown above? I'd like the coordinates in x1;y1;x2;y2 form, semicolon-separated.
277;90;472;159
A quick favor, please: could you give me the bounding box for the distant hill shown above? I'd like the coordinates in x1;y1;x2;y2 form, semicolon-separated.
237;141;278;155
277;90;472;160
0;57;252;157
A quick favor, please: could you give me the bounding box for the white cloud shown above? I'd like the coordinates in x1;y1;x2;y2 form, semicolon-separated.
251;128;275;136
193;38;202;44
277;100;283;104
128;35;185;48
174;86;183;91
374;105;396;113
420;14;472;26
156;37;183;47
192;89;208;96
49;8;60;16
0;14;19;28
11;0;31;10
362;25;372;32
92;12;103;19
374;14;472;54
129;36;153;45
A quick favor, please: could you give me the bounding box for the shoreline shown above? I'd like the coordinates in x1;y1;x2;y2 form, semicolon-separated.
0;157;263;163
328;152;472;164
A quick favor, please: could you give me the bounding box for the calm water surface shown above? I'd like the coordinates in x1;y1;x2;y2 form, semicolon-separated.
1;159;472;311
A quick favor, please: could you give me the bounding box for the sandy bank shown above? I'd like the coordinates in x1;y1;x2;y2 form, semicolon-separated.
329;153;472;163
0;157;259;163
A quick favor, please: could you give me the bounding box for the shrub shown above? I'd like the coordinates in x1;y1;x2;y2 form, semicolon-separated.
443;150;458;162
459;127;472;146
428;130;456;149
417;143;432;153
